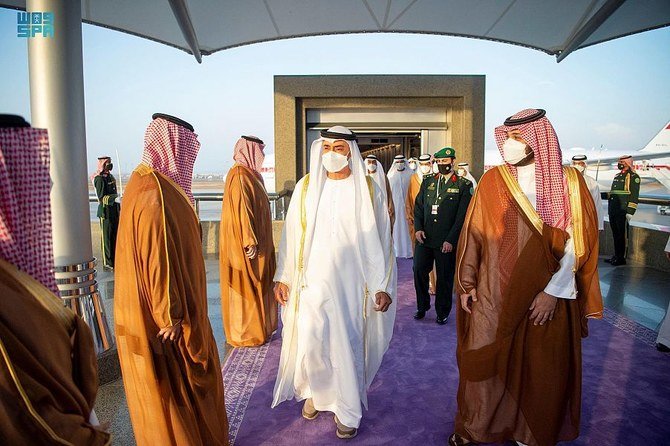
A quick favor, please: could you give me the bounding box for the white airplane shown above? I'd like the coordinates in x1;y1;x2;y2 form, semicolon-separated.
260;152;276;193
570;120;670;187
569;120;670;215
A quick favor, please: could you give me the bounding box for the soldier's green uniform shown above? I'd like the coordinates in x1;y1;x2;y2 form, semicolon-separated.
607;159;640;265
413;147;472;323
94;169;120;269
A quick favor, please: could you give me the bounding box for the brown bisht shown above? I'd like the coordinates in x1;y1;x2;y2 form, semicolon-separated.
0;259;110;445
454;166;603;446
114;165;229;446
219;164;277;347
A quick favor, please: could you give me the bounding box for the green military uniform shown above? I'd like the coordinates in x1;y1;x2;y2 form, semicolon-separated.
413;147;472;323
94;172;120;268
607;164;640;265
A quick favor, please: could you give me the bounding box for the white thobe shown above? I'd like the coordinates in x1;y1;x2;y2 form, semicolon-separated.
657;236;670;347
388;168;413;258
273;175;395;429
517;164;576;299
583;173;604;231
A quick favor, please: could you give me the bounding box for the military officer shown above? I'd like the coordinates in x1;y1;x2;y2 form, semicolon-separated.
92;156;120;270
606;154;640;266
413;147;472;324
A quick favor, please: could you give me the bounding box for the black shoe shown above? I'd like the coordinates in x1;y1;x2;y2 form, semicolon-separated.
604;256;615;264
413;310;426;320
657;343;670;353
436;316;448;325
610;257;627;266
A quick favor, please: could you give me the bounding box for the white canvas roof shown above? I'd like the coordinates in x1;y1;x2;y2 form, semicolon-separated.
3;0;669;62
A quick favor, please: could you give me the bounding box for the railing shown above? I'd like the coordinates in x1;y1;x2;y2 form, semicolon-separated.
600;192;670;207
89;191;292;220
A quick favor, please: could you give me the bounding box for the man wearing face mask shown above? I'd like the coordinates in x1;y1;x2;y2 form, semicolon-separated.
451;109;602;446
571;155;604;231
219;135;277;347
365;154;395;231
606;155;640;266
92;156;120;270
388;155;414;258
408;157;418;171
272;126;396;439
413;147;472;325
115;114;229;445
456;162;478;188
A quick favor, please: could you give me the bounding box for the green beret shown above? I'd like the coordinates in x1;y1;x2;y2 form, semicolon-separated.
434;147;456;159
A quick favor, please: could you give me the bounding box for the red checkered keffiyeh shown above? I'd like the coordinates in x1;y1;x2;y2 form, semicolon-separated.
619;155;635;171
233;136;265;174
141;117;200;204
495;109;571;231
0;127;59;294
90;156;111;181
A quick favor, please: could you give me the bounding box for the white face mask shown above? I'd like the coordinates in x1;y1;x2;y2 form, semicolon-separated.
502;138;530;165
367;163;377;173
408;161;417;170
322;150;350;173
573;164;586;173
419;164;432;175
457;168;466;177
397;163;406;171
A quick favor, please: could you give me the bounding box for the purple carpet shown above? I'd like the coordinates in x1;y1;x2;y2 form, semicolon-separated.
223;259;670;445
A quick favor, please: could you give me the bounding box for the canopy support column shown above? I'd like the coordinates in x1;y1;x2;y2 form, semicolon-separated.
28;0;113;354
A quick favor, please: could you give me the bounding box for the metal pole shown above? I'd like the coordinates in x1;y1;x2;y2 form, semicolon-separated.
28;0;113;354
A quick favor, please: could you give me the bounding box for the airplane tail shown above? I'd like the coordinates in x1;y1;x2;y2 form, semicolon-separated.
640;120;670;153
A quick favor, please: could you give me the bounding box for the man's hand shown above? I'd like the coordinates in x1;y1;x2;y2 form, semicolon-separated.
529;291;558;326
244;244;258;259
274;282;290;306
665;252;670;262
441;241;453;253
374;292;392;312
415;231;426;244
157;321;182;343
460;288;477;314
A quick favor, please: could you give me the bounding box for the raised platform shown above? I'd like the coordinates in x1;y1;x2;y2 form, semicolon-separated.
96;255;669;445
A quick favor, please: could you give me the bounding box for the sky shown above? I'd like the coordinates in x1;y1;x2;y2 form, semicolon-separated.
1;8;669;175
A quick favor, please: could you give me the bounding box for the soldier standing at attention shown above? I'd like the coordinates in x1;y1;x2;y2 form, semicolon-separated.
606;155;640;266
92;156;120;270
413;147;472;324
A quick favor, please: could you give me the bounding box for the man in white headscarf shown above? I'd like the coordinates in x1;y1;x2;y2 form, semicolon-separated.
388;154;414;258
365;154;395;231
571;155;604;231
456;162;478;188
272;126;396;440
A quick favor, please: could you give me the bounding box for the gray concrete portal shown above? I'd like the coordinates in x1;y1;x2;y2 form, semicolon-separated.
273;75;486;193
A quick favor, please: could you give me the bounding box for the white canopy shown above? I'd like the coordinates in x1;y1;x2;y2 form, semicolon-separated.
3;0;669;62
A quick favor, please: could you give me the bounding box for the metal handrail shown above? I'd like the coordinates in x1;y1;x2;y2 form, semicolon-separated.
599;192;670;207
87;191;670;220
89;191;292;220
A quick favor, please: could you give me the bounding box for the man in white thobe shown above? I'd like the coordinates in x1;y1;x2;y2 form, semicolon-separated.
571;154;605;231
366;154;395;231
456;162;478;188
387;154;413;258
272;126;396;440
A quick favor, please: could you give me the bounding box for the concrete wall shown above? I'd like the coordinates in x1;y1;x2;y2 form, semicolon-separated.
91;221;286;262
600;222;670;273
92;221;669;273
